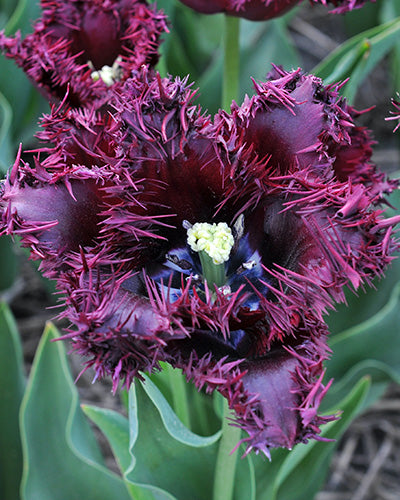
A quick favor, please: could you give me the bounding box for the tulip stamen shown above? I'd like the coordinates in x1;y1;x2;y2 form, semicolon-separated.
186;221;234;288
90;57;123;86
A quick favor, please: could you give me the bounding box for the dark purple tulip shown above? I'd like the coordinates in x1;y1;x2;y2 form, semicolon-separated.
0;0;167;107
1;69;398;455
177;0;375;20
178;0;302;20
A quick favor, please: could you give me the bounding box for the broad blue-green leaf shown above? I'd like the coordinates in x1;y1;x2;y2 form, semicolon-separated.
254;377;371;500
4;0;41;36
380;0;400;90
314;17;400;102
0;0;48;150
322;282;400;410
0;89;12;172
150;363;222;439
20;323;132;500
84;374;221;500
271;377;370;500
327;187;400;335
122;375;254;500
139;375;221;447
83;404;179;500
0;302;25;500
82;406;146;500
81;406;131;473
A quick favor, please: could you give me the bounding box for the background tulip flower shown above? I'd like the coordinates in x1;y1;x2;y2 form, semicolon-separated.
0;0;168;107
386;94;400;133
177;0;375;20
1;68;398;455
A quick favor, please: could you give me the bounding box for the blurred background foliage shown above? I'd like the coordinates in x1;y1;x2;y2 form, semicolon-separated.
1;0;400;499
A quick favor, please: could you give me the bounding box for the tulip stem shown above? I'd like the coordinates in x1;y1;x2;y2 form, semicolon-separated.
199;251;226;289
222;15;240;111
212;400;241;500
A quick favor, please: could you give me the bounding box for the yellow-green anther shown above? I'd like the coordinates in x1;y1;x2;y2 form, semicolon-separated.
187;222;234;265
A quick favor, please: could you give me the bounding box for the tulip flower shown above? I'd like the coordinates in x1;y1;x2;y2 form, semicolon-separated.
0;0;167;107
1;68;397;455
177;0;375;20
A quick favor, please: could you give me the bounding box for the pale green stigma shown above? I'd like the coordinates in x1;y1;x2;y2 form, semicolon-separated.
186;222;234;290
187;222;234;265
90;57;122;86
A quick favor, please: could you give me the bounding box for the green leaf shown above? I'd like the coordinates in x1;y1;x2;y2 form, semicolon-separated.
314;17;400;102
271;377;371;500
324;256;400;409
162;5;299;114
327;282;400;380
0;302;25;500
254;377;371;500
83;375;222;500
327;254;400;336
322;282;400;410
81;405;145;500
20;323;132;500
0;0;49;150
380;0;400;90
0;58;48;147
327;188;400;335
4;0;41;36
127;376;220;500
0;0;22;29
323;360;395;413
0;89;13;172
150;364;221;438
139;375;221;447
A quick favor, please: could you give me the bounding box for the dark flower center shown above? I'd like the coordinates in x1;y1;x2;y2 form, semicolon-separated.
147;215;270;311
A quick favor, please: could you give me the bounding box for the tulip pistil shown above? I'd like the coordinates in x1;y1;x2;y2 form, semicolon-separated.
186;222;234;288
90;57;122;86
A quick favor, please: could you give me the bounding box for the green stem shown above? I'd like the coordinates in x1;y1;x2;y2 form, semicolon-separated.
212;400;242;500
222;16;240;111
199;251;226;289
167;365;191;429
